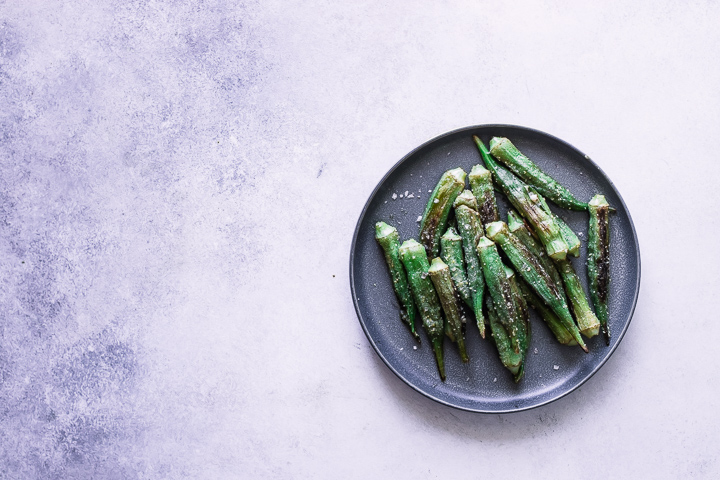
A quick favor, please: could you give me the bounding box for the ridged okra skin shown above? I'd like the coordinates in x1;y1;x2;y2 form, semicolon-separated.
504;265;530;357
419;167;466;258
554;257;601;339
476;236;523;354
507;209;564;290
486;296;524;382
453;196;486;338
440;227;471;308
468;164;499;225
588;194;611;345
375;222;421;342
398;239;446;380
473;136;569;261
488;136;587;211
428;258;469;363
533;190;581;257
485;221;587;352
518;279;577;346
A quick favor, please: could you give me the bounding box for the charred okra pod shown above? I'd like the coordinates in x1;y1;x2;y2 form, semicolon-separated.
428;258;469;362
419;167;466;257
507;209;564;290
588;194;611;345
440;227;471;307
375;222;421;342
453;191;486;337
468;164;499;225
488;136;587;211
486;296;524;382
554;257;601;339
505;265;530;357
533;189;581;257
518;279;577;346
473;136;569;260
476;236;523;354
398;239;446;380
485;221;588;352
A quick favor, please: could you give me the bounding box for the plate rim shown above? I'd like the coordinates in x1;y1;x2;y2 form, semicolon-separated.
349;123;641;414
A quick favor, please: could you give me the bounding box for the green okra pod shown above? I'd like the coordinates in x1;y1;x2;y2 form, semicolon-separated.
518;279;577;346
419;167;467;258
504;265;530;357
473;136;569;260
476;236;522;354
428;258;469;363
488;136;587;211
453;192;486;338
485;221;588;352
375;222;421;342
554;257;601;339
507;209;564;291
533;189;581;257
486;296;524;382
469;164;499;225
440;227;471;308
398;239;446;380
588;194;611;345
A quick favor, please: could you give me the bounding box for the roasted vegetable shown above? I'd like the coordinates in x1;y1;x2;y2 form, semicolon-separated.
485;221;588;351
398;239;446;380
469;164;499;225
374;222;420;341
487;296;524;382
518;279;577;346
533;190;581;257
588;194;611;345
507;209;564;291
505;264;530;357
554;257;601;339
476;236;524;354
440;227;471;308
428;258;469;362
453;191;486;337
489;136;587;211
473;136;569;260
419;167;466;257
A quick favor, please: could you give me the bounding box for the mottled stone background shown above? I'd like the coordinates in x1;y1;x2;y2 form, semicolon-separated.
1;1;719;478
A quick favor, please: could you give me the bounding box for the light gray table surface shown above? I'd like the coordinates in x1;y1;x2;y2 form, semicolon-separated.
1;1;718;478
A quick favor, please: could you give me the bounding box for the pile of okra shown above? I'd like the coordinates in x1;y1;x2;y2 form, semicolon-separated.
375;136;612;382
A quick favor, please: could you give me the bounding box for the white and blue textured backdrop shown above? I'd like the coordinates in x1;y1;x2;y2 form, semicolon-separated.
1;1;719;478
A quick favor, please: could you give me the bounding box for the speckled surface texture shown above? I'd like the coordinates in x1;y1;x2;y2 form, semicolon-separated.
1;1;719;478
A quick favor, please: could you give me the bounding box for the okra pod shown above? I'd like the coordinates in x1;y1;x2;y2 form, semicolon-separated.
554;257;601;339
476;236;522;354
473;136;569;260
485;221;588;352
588;194;611;345
453;194;486;338
488;136;587;211
419;167;467;257
533;189;581;257
440;227;471;308
375;222;421;342
507;209;564;290
518;279;577;346
468;164;499;225
504;265;530;357
428;258;469;363
486;296;524;382
398;239;446;380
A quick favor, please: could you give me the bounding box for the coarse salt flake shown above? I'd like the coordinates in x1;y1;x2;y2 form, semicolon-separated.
433;199;439;204
553;365;560;370
392;193;397;200
416;216;422;222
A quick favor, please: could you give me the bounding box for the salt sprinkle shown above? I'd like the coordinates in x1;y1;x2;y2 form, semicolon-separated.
413;346;417;350
534;348;538;354
405;191;409;197
407;193;414;198
493;378;497;382
433;199;439;204
399;194;404;198
553;365;560;370
392;193;397;200
416;216;422;222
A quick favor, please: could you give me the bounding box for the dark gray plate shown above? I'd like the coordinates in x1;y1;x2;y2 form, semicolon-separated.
350;125;640;413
